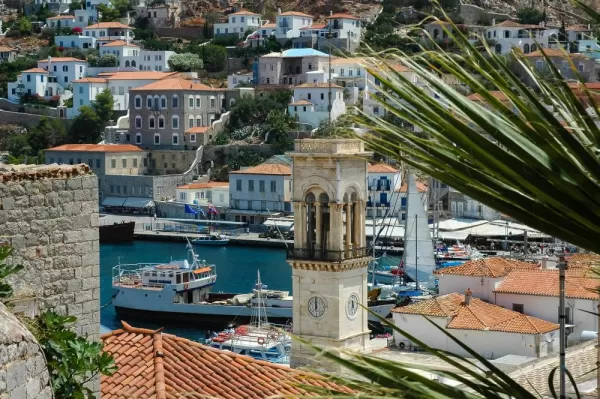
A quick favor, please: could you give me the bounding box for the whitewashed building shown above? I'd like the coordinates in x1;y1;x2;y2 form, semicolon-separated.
227;72;253;88
390;178;427;221
55;35;97;49
214;10;261;37
288;82;346;129
7;68;50;100
484;20;547;55
367;163;400;217
324;13;362;42
274;11;312;38
98;41;174;71
392;291;559;359
46;15;76;29
228;163;292;225
176;182;229;207
83;22;134;45
38;56;87;86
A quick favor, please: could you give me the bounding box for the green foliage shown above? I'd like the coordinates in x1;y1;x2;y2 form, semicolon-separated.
197;44;227;72
312;117;352;138
92;88;114;123
35;3;55;21
0;244;23;300
30;311;116;399
227;91;291;131
97;53;118;67
17;16;32;35
0;57;37;97
97;3;120;22
68;106;102;143
4;117;67;162
228;148;264;171
264;111;294;153
86;53;99;67
167;52;203;72
64;97;74;108
69;0;85;11
517;7;545;25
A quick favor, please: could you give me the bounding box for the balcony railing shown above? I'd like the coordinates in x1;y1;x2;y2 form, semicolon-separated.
287;247;368;263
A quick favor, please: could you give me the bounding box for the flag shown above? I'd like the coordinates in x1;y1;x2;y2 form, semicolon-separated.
208;204;218;215
184;204;198;215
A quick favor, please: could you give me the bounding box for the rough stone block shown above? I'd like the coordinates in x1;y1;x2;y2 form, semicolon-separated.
0;210;7;225
63;231;83;244
66;178;83;190
17;222;31;235
20;209;37;222
70;215;92;230
61;201;81;216
1;196;14;210
6;360;26;390
73;242;94;255
29;195;45;207
67;279;82;293
3;222;19;235
91;265;99;277
60;293;75;305
92;288;100;300
9;384;26;399
10;235;26;251
6;210;22;223
90;213;99;228
81;177;97;189
51;179;66;191
38;180;53;194
13;196;29;209
75;290;93;304
82;278;98;291
80;201;98;215
82;300;98;314
82;253;99;267
43;192;60;207
8;184;26;196
25;376;41;398
25;235;49;248
67;303;83;316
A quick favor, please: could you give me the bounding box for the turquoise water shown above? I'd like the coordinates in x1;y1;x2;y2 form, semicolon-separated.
100;241;291;340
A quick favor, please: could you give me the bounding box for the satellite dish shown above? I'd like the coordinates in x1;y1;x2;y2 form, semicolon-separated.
545;332;555;343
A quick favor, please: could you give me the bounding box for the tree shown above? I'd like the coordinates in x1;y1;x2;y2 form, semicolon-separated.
167;53;203;72
92;88;114;123
97;3;120;22
17;16;32;35
6;133;31;158
517;7;545;25
228;149;264;171
68;106;102;143
28;117;67;153
69;0;85;12
97;53;118;67
199;44;227;72
264;111;293;153
227;91;292;131
86;53;99;67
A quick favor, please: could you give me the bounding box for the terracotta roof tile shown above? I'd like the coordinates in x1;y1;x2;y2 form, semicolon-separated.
46;144;143;153
230;10;259;16
467;91;509;102
368;163;398;173
325;13;360;20
177;182;229;189
85;21;132;29
23;68;48;73
279;11;312;17
101;40;138;47
47;15;75;19
38;57;86;62
131;78;216;91
106;71;177;80
73;77;107;83
393;293;559;334
494;269;599;300
495;20;544;29
185;126;209;134
566;253;600;269
566;24;592;32
230;163;291;175
395;181;428;193
289;99;314;106
300;23;326;30
0;46;15;52
433;257;539;277
262;22;276;28
102;321;354;398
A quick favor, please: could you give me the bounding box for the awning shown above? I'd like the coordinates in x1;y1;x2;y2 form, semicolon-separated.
102;197;126;207
193;267;212;274
263;219;294;229
123;197;155;208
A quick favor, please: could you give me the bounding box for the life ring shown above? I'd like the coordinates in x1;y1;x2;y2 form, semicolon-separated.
184;283;189;290
257;337;265;345
399;342;406;349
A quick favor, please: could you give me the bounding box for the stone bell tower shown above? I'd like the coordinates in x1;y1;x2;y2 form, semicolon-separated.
287;139;372;372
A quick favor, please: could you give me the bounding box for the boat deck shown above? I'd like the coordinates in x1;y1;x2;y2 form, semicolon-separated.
113;282;163;291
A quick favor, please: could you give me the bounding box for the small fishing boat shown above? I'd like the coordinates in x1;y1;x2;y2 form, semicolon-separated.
99;221;135;243
192;233;230;246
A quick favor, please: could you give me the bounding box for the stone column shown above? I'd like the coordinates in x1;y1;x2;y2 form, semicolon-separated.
357;201;366;247
329;203;344;252
315;202;322;250
293;202;303;248
345;202;352;253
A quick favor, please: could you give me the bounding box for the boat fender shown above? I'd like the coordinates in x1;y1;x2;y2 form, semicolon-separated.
184;283;189;290
257;337;265;345
399;342;405;349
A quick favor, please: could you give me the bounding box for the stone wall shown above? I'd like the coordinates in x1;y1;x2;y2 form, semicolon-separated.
0;164;100;341
155;27;205;39
0;302;52;399
459;4;513;25
0;109;74;130
104;173;192;201
201;144;276;172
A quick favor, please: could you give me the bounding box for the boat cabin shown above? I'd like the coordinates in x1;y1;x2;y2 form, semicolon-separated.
141;265;213;286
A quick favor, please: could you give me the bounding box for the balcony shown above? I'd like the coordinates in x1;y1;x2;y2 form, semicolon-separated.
293;139;367;155
287;247;368;263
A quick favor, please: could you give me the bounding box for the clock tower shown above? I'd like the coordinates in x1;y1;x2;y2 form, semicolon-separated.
287;139;372;372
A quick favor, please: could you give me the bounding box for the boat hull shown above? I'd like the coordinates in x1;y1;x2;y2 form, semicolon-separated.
192;240;230;246
100;221;135;243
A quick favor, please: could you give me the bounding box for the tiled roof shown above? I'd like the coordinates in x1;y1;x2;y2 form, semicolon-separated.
47;15;75;19
131;78;216;91
494;269;599;300
368;163;398;173
101;40;138;47
295;82;343;89
106;71;177;80
279;11;313;18
0;46;14;52
178;182;229;189
185;127;209;134
84;21;132;29
524;48;589;59
38;57;86;63
566;24;592;32
395;181;428;193
433;258;539;277
467;91;509;102
325;13;360;20
300;23;327;30
261;22;276;28
230;10;260;16
230;164;291;175
289;99;314;106
393;293;559;334
23;68;48;73
566;253;600;269
46;144;143;153
102;321;354;398
180;17;206;26
73;77;107;83
495;20;544;29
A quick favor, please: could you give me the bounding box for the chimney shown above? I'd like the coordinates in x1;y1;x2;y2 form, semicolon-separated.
277;7;281;15
47;56;52;71
464;288;472;305
492;18;496;27
330;10;333;16
541;256;548;269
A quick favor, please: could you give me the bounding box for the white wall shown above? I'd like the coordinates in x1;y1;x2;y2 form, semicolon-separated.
275;15;312;38
176;187;229;207
214;13;261;36
229;174;291;212
494;293;598;337
55;35;96;49
138;50;175;71
38;60;87;87
228;73;253;88
436;275;504;303
392;313;557;359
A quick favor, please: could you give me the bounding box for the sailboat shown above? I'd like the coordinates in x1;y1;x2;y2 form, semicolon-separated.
368;173;437;293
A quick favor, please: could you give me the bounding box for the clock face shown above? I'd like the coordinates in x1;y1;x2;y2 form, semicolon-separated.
346;293;360;319
307;296;326;318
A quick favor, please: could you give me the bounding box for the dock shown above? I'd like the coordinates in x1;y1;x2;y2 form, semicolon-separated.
133;230;293;249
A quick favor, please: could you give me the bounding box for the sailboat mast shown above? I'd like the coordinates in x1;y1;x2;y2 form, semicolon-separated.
415;215;419;291
257;270;262;328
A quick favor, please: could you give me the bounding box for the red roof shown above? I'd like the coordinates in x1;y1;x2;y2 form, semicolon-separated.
131;78;217;91
185;126;210;134
230;164;291;176
84;22;132;29
178;182;229;189
279;11;312;18
289;99;314;106
73;77;107;83
47;15;75;19
38;57;86;63
495;20;544;29
23;68;48;73
0;46;14;52
325;13;360;20
46;144;143;153
565;253;600;269
494;269;599;300
101;321;354;398
395;181;428;193
300;23;326;30
368;163;398;173
101;40;138;47
433;258;539;277
230;10;259;16
467;91;509;102
106;71;177;80
393;293;559;334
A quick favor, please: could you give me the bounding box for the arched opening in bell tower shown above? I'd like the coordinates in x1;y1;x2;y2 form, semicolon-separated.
318;193;330;253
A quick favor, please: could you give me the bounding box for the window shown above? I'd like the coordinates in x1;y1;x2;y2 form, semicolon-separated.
135;95;142;108
95;159;101;168
136;133;142;144
79;86;83;94
578;63;585;72
189;117;194;128
157;115;165;129
172;134;179;145
147;96;153;108
172;115;179;129
536;60;544;70
64;76;68;83
196;117;202;127
190;134;196;143
110;185;114;193
180;192;187;201
40;75;44;83
512;304;524;314
122;158;127;168
259;180;265;192
308;93;312;100
196;96;201;108
241;16;244;22
341;68;345;76
135;116;142;128
210;97;215;108
87;158;92;167
320;93;324;100
373;106;380;115
172;95;178;108
236;180;242;191
149;116;155;128
63;65;68;72
248;180;254;192
118;86;124;95
111;158;116;168
27;74;31;82
270;180;276;192
188;96;194;108
154;133;160;145
160;96;167;109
